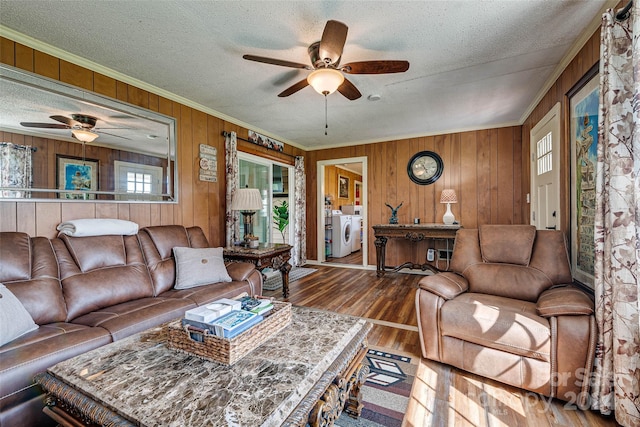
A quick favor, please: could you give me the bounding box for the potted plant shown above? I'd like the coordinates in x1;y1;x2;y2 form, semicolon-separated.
273;200;289;242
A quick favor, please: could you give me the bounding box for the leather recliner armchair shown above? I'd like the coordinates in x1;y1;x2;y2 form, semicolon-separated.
415;225;596;407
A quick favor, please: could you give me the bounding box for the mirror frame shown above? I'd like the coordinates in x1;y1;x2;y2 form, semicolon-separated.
0;64;178;203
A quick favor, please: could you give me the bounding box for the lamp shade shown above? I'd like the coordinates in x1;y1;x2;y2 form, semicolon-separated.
307;68;345;95
230;188;263;211
71;129;99;143
440;189;458;204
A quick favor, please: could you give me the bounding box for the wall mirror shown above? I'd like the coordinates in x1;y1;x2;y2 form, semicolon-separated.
0;64;177;202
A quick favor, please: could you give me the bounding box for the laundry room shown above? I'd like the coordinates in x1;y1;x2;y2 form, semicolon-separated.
323;163;363;266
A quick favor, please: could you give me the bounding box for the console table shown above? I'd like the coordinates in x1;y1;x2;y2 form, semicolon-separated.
223;243;293;298
373;223;461;276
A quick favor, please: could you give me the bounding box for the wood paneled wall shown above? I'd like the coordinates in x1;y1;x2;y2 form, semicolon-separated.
0;38;303;243
325;165;362;209
1;20;602;266
306;126;524;265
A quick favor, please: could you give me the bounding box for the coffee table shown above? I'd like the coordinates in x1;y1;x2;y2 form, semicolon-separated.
35;306;371;427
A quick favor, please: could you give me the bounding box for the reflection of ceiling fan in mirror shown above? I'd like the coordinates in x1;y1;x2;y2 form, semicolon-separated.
243;20;410;100
20;114;130;143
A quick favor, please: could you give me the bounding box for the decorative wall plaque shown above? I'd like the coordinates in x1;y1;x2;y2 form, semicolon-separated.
199;144;217;182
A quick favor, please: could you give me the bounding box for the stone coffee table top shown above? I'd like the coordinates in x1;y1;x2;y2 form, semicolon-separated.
40;306;371;427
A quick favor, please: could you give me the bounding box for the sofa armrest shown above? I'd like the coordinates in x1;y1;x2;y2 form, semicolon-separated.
225;262;257;282
418;272;469;300
537;285;594;317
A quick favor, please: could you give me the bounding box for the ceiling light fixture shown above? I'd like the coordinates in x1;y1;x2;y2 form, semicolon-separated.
307;68;344;95
71;129;99;143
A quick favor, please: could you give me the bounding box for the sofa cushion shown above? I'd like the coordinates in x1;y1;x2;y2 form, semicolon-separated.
440;292;551;362
0;323;112;409
0;234;66;324
71;297;194;341
479;224;536;266
53;235;155;320
173;246;232;289
60;234;126;272
0;232;31;282
161;279;257;306
0;284;38;346
139;226;210;295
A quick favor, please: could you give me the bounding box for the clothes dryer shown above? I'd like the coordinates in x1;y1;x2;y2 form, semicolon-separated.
331;213;353;258
351;215;362;252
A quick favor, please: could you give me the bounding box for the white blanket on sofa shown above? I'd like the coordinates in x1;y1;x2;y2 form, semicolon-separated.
57;219;139;237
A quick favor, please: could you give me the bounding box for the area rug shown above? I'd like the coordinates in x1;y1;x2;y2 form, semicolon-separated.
263;267;318;290
335;346;417;427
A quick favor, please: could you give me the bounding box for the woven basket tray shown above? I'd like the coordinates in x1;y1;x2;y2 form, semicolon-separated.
166;301;292;365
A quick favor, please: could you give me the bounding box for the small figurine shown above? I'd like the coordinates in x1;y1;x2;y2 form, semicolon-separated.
385;202;403;224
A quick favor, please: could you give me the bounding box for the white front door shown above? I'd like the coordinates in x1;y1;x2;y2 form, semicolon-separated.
530;102;561;230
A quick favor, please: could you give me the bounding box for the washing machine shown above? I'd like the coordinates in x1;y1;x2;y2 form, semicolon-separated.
331;211;353;258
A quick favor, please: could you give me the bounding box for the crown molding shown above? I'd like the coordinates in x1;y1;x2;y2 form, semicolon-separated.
519;0;617;124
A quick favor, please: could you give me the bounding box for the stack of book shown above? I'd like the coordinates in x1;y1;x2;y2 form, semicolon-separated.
183;297;274;339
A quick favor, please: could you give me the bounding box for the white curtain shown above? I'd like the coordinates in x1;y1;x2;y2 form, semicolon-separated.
590;5;640;426
224;132;240;247
292;156;307;266
0;143;33;198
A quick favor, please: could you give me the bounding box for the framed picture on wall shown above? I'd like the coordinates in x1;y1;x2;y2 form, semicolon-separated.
354;180;362;205
338;174;349;198
568;63;599;289
57;155;98;200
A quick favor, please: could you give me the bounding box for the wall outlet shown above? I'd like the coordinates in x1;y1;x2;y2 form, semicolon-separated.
438;249;453;260
427;248;435;262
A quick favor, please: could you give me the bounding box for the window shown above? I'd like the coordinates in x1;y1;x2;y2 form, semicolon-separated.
536;131;553;175
114;160;163;201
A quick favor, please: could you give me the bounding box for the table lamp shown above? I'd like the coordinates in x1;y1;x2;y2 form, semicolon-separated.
230;188;263;246
440;189;458;225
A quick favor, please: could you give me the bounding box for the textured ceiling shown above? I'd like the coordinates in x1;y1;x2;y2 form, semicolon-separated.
0;1;611;150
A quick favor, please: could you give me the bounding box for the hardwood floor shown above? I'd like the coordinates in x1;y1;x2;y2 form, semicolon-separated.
263;264;620;427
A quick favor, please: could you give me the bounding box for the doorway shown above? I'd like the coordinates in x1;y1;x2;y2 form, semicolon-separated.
316;157;368;268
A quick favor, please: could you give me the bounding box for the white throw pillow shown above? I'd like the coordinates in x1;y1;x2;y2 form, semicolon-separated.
0;284;39;346
173;247;232;289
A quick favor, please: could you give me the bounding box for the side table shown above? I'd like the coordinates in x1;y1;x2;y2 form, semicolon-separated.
223;244;293;298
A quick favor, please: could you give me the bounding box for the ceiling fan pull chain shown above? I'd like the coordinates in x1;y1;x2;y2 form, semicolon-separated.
325;94;328;136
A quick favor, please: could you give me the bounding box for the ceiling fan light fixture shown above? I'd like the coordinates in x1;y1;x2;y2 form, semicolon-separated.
71;129;99;143
307;68;344;95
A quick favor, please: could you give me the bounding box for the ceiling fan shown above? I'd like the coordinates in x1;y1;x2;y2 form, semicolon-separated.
20;114;130;142
243;20;409;100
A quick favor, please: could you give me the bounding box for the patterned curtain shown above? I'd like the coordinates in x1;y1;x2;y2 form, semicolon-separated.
0;143;33;198
291;156;307;266
225;132;240;247
590;5;640;426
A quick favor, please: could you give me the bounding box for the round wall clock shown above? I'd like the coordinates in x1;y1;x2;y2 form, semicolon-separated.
407;151;443;185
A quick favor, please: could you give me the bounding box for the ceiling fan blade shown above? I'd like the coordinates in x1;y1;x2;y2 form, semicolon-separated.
243;55;312;70
342;60;410;74
337;77;362;100
278;78;310;97
319;20;348;65
50;115;81;127
20;122;69;129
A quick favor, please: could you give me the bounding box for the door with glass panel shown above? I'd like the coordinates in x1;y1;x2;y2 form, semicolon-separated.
238;154;293;245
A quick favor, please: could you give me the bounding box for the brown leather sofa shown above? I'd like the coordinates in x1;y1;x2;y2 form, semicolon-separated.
415;225;596;407
0;225;262;427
